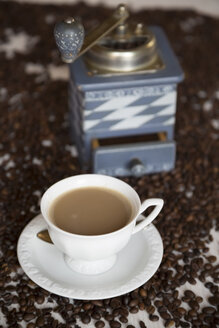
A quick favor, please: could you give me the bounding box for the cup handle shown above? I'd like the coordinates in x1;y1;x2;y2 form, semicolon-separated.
132;198;164;234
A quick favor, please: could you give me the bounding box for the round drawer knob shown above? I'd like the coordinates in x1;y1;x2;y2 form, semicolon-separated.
129;158;145;177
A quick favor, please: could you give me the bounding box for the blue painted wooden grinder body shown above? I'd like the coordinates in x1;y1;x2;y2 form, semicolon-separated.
54;6;184;177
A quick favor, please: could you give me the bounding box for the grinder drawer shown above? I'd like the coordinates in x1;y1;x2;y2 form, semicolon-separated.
92;133;175;176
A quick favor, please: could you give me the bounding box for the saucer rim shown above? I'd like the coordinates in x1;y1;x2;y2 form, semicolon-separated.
17;214;163;300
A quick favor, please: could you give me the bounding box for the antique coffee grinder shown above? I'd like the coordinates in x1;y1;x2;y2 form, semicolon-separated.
54;4;183;177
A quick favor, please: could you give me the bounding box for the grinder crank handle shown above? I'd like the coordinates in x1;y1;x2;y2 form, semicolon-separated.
54;4;129;63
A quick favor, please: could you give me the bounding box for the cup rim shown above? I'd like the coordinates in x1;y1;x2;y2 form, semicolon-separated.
40;174;141;239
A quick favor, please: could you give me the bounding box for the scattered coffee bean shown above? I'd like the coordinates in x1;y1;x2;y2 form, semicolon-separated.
145;305;155;314
92;300;103;307
129;299;138;307
95;321;105;328
203;306;216;314
36;316;44;327
139;320;147;328
105;314;114;321
165;320;175;327
184;290;195;299
27;324;35;328
130;306;138;313
81;314;91;324
92;311;101;320
160;311;171;320
139;288;147;298
208;296;219;306
23;313;35;322
109;320;121;328
179;321;190;328
119;316;128;323
207;256;217;263
110;298;121;309
149;314;159;321
138;302;145;310
36;296;44;304
189;300;199;310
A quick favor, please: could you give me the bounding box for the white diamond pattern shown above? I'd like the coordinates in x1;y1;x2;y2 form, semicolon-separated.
83;91;176;131
102;105;147;121
111;115;155;131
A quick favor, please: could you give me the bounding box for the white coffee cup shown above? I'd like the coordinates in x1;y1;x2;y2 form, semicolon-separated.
40;174;164;275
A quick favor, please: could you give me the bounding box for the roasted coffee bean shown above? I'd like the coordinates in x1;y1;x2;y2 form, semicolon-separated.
131;291;139;299
203;306;216;314
23;313;35;322
105;314;114;321
119;316;128;323
210;285;218;294
145;305;155;314
184;290;195;299
36;296;44;304
174;299;181;307
112;309;120;317
158;305;168;313
122;296;129;306
173;291;179;299
149;314;159;321
130;306;138;313
129;299;138;307
154;300;163;307
92;311;101;320
139;302;145;310
95;321;105;328
204;315;214;323
160;311;171;320
165;320;175;327
178;307;186;315
207;256;217;263
36;316;44;327
188;277;196;285
109;320;121;328
81;314;91;324
110;298;121;309
92;300;103;307
195;296;203;304
119;308;128;317
27;323;35;328
66;304;73;311
188;309;197;318
26;306;36;313
209;295;219;306
205;282;213;289
139;288;147;298
179;276;187;285
144;298;151;306
139;321;147;328
179;322;190;328
83;303;92;311
189;300;199;310
204;263;212;271
147;288;156;300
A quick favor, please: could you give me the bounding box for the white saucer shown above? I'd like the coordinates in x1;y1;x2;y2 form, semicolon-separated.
17;214;163;300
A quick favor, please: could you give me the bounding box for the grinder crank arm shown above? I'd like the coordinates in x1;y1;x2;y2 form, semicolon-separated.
54;4;129;63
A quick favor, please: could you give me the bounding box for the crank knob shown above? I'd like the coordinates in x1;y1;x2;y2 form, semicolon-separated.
54;17;84;63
